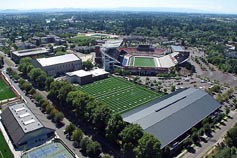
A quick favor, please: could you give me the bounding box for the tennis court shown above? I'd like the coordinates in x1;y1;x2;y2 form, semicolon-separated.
22;141;74;158
0;130;13;158
130;56;156;67
80;77;163;114
0;77;16;101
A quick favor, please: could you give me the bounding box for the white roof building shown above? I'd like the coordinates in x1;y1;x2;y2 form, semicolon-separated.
33;54;82;76
36;54;80;67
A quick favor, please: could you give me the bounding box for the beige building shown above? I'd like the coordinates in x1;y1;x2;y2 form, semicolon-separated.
33;54;82;77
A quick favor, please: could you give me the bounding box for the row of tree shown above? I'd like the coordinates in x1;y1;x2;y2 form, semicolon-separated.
65;123;104;157
8;69;64;124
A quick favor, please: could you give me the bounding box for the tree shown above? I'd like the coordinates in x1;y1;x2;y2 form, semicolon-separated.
22;82;32;94
134;133;161;158
225;107;230;115
119;124;143;146
53;111;64;123
28;68;47;88
82;60;94;70
91;104;112;134
105;114;126;144
72;128;83;143
45;77;54;91
57;81;76;105
225;124;237;147
45;104;54;114
65;123;76;136
191;132;199;143
203;123;211;134
183;138;193;148
86;141;102;158
170;85;175;92
80;136;90;152
121;142;136;158
18;57;33;76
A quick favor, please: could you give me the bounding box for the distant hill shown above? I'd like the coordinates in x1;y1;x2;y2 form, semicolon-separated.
0;7;231;14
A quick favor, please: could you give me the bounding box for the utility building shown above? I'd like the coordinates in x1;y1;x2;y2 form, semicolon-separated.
66;68;109;85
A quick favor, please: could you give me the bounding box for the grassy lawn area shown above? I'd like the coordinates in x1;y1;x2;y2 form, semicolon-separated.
0;131;13;158
80;77;163;114
130;56;156;67
0;78;16;101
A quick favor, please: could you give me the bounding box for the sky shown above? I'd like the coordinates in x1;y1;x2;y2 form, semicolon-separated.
0;0;237;14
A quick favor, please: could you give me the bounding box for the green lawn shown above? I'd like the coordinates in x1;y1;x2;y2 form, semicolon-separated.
80;77;163;114
0;78;16;101
131;56;156;67
0;131;14;158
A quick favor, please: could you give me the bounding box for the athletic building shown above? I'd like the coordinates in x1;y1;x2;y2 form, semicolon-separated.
122;88;221;150
1;103;55;149
33;54;82;77
11;47;50;63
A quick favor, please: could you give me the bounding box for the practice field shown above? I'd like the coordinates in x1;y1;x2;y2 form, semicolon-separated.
130;56;156;67
0;78;16;101
0;131;14;158
80;77;163;114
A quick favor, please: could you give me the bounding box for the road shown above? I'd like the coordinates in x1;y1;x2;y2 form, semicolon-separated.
183;111;237;158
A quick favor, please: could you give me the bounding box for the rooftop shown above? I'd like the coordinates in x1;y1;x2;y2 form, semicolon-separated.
122;88;221;148
66;68;109;77
12;48;49;57
37;54;80;67
8;103;43;133
66;69;92;77
171;45;185;52
90;68;109;77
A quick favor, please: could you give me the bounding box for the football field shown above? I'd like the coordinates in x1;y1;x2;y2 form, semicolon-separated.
80;77;163;114
0;78;16;101
0;131;14;158
130;56;156;67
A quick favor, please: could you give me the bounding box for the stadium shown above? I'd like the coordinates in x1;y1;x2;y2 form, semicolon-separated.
97;38;190;74
118;45;190;75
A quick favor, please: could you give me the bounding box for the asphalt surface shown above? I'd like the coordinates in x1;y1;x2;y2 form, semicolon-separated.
183;111;237;158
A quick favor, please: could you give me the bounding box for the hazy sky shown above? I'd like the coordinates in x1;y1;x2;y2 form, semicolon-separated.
1;0;237;14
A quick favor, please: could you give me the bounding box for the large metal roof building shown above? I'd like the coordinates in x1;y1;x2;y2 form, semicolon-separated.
1;103;55;149
122;88;221;149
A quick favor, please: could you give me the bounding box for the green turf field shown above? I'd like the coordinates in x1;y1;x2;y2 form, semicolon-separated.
130;56;156;67
80;77;163;114
0;78;16;101
0;131;14;158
